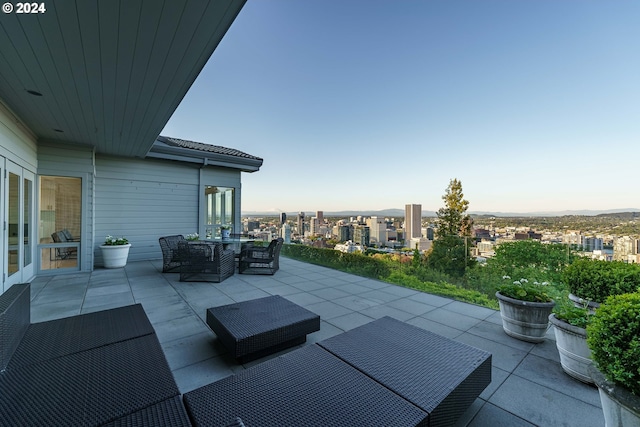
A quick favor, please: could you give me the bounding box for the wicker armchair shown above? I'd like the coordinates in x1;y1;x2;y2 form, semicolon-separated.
239;238;284;275
158;235;185;272
178;241;235;282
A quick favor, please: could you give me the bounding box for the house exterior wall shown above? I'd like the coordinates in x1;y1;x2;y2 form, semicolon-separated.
0;104;37;170
94;155;242;267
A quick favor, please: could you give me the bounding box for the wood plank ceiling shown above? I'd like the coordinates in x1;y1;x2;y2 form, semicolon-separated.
0;0;246;158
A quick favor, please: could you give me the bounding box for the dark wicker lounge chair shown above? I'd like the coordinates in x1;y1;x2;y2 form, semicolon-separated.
183;316;492;427
159;235;185;272
178;241;235;282
0;283;191;426
238;238;283;275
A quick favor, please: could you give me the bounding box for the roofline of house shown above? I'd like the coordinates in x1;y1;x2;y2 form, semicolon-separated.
146;140;263;172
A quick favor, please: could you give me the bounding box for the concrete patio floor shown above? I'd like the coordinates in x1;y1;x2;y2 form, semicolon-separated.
29;257;603;426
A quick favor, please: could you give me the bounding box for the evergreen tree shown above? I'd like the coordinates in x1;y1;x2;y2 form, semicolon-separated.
427;179;475;277
436;178;471;238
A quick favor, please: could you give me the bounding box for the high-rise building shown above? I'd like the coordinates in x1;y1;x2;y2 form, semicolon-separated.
613;236;638;261
405;204;422;243
582;237;603;252
316;211;324;224
337;225;350;242
353;226;370;247
297;212;305;236
280;212;287;225
281;223;291;244
310;217;319;236
367;216;385;244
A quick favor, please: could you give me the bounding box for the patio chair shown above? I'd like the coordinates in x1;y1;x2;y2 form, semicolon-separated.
159;235;185;272
61;228;79;241
178;241;235;282
51;231;77;260
239;238;283;275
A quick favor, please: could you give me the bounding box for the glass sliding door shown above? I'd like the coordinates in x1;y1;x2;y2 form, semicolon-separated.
6;168;19;278
3;161;34;288
22;171;34;278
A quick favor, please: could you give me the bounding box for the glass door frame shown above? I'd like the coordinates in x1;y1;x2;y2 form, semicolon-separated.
3;160;35;290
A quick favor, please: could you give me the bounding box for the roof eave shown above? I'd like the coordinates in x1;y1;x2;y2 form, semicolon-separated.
147;143;263;172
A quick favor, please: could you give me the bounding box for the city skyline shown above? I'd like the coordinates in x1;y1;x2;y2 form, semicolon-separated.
162;1;640;213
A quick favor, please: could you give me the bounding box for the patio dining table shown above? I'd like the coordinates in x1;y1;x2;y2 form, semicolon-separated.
204;237;255;254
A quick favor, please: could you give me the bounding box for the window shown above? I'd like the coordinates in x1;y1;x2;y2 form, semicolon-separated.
39;176;81;270
204;186;234;238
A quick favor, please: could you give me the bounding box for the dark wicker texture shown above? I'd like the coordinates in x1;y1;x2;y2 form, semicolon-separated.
0;334;180;426
206;295;320;363
158;235;185;272
7;303;155;369
102;396;191;427
179;241;235;282
0;283;30;370
318;316;492;427
238;238;283;275
183;345;428;427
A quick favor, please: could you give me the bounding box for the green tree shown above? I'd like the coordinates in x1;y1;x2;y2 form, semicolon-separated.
436;178;471;238
427;179;475;277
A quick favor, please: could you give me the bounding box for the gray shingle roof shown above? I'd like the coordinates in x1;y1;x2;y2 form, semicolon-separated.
157;136;262;161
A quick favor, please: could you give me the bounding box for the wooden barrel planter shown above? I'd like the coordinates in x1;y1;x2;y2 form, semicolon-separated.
496;291;555;343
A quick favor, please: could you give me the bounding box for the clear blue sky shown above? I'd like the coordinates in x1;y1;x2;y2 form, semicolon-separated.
162;0;640;214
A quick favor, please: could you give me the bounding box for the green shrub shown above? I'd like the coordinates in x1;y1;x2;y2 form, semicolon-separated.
281;244;498;308
386;271;498;309
562;258;640;302
281;244;390;279
587;292;640;396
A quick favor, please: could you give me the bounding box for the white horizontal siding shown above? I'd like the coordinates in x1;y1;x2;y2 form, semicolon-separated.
0;104;38;170
37;142;94;174
94;156;200;265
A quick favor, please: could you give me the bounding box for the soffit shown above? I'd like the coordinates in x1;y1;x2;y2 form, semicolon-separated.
0;0;246;158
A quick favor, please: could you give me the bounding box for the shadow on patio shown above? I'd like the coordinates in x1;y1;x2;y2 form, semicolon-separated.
30;257;603;426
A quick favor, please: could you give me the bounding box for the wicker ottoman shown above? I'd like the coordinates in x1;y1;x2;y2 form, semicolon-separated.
206;295;320;363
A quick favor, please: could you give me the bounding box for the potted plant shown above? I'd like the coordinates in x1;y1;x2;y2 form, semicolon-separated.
495;276;555;343
100;235;131;268
587;292;640;426
185;232;199;241
562;258;640;308
549;302;594;384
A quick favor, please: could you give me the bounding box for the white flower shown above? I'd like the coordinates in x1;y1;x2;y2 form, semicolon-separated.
502;275;511;280
520;278;528;283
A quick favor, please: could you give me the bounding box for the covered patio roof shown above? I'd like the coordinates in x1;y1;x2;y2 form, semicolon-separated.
0;0;246;158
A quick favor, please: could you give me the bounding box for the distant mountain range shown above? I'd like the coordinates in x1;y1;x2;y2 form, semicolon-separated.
242;208;640;218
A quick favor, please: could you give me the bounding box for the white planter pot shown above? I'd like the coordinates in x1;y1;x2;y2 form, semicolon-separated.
568;293;600;313
100;244;131;268
549;313;594;384
590;367;640;427
496;291;555;343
